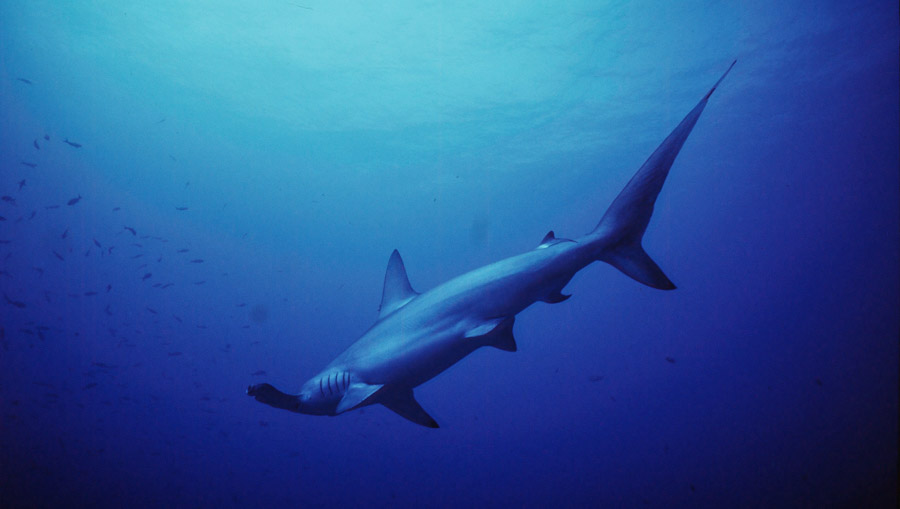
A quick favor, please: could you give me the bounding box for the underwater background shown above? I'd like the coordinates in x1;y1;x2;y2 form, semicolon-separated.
1;1;897;507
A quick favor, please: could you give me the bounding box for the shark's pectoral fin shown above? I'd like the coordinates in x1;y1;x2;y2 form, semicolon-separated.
465;316;517;352
380;388;439;428
336;382;384;414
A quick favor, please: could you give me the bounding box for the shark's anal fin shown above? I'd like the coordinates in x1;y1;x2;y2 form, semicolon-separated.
465;316;517;352
380;388;439;428
336;382;383;414
542;290;571;304
378;250;419;319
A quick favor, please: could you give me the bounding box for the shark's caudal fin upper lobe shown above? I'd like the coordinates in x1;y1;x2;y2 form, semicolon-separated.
593;61;735;290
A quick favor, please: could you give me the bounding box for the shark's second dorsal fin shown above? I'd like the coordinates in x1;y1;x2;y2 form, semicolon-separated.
378;250;419;319
538;230;575;249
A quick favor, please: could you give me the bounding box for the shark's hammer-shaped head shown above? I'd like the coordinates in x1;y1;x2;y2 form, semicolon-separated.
246;382;336;416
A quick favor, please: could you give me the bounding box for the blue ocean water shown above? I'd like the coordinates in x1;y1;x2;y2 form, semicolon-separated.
1;1;897;507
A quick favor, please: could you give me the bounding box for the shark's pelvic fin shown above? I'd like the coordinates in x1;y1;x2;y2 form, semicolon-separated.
378;250;419;319
336;382;384;413
593;61;735;290
380;388;439;428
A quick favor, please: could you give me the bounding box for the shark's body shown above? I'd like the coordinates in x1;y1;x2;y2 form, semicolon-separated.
248;62;735;427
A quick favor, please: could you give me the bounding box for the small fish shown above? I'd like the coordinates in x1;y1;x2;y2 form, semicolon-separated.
0;216;5;221
104;304;112;316
84;291;97;296
189;259;204;263
236;303;246;307
169;155;177;162
82;383;98;390
1;196;15;205
52;250;64;261
152;283;162;288
146;307;158;314
32;266;44;276
156;255;162;262
142;273;152;281
588;375;604;382
108;246;115;255
106;284;112;292
45;205;59;209
61;228;69;239
815;378;823;387
16;77;33;85
172;314;183;323
123;226;136;236
44;134;49;141
27;211;36;220
665;356;676;364
0;270;10;277
157;118;166;124
33;139;40;150
131;254;143;259
168;351;182;357
63;138;82;148
21;161;37;168
93;239;102;248
131;243;143;248
67;195;82;206
17;180;25;190
92;362;117;369
112;207;121;212
161;283;174;289
3;293;27;308
177;248;189;253
175;207;188;211
193;280;206;285
251;370;267;376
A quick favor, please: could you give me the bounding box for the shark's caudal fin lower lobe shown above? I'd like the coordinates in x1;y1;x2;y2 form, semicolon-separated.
592;61;735;290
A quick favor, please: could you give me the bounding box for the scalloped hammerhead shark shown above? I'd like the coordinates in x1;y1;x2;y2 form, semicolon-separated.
248;62;735;428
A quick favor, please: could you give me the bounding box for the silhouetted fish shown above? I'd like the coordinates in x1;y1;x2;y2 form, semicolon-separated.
193;281;206;285
61;228;69;239
33;139;40;150
45;205;59;209
84;291;97;296
82;383;98;390
142;273;152;281
123;226;136;236
92;362;117;369
52;250;64;261
32;266;44;276
44;134;49;141
177;249;189;253
0;216;5;221
17;180;25;190
146;307;158;314
172;314;183;323
168;351;182;357
106;284;112;293
104;304;112;316
112;207;121;211
251;370;267;376
21;161;37;168
175;207;188;211
16;77;32;84
93;239;101;248
67;195;82;206
1;196;15;204
63;138;82;148
190;259;204;263
3;293;26;308
665;356;676;364
27;211;36;220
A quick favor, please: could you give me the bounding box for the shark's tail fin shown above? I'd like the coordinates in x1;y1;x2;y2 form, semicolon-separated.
591;61;735;290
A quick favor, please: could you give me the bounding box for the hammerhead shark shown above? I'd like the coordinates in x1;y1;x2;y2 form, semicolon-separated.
248;62;735;428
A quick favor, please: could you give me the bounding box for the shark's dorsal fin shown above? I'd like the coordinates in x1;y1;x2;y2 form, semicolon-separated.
380;388;439;428
336;382;383;414
378;250;419;319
